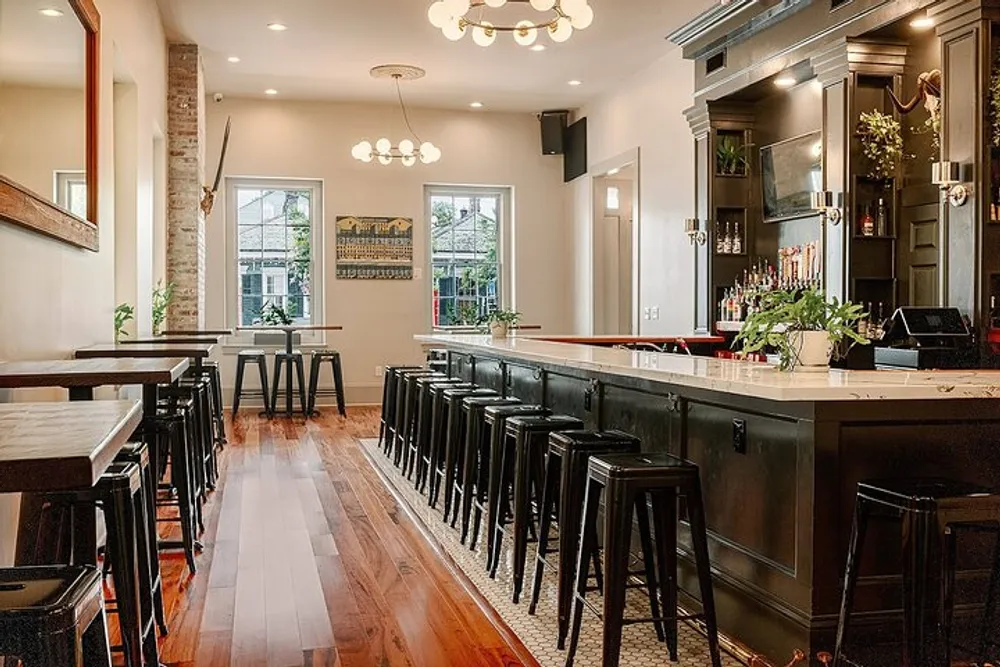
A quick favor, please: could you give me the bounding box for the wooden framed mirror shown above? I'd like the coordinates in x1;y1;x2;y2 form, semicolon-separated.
0;0;100;251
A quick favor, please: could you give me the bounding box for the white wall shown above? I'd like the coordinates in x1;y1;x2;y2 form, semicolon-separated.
569;47;698;334
0;0;167;564
204;98;571;404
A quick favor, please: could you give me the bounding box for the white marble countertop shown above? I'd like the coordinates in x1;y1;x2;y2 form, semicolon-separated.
416;334;1000;402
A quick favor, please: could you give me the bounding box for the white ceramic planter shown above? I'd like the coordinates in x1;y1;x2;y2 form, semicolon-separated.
489;321;509;339
787;330;833;371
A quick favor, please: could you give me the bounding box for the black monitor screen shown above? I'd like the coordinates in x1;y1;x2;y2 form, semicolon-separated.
898;308;968;336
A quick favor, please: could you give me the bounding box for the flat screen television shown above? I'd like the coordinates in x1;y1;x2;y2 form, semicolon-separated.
760;130;823;222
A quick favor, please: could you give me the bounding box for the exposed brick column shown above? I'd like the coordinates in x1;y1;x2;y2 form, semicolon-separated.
166;44;206;330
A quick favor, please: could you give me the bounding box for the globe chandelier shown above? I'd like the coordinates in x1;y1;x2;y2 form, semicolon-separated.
351;65;442;166
427;0;595;47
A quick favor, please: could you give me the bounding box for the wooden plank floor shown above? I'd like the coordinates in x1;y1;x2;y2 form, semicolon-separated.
156;406;539;667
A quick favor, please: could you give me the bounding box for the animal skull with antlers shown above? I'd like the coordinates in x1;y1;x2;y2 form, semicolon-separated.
200;116;232;218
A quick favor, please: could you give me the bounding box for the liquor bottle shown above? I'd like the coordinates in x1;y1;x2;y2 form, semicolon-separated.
732;222;743;254
875;199;888;237
722;223;733;254
860;204;875;237
715;221;725;254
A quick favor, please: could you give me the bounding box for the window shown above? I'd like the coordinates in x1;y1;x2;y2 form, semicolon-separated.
606;185;620;211
54;171;87;219
227;178;323;329
428;187;508;328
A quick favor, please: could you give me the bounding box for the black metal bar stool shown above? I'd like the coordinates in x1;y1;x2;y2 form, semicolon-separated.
435;387;500;511
834;478;1000;667
420;381;476;495
409;377;465;484
0;565;112;667
491;414;584;603
566;452;722;667
398;371;446;474
114;442;168;638
306;349;347;417
149;404;200;575
482;404;551;572
393;369;440;468
233;349;272;418
379;366;423;453
176;375;217;491
271;350;308;417
528;430;641;649
453;396;522;545
37;462;153;667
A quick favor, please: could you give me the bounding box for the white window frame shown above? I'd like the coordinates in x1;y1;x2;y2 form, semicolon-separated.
225;176;325;345
53;170;87;219
425;185;513;331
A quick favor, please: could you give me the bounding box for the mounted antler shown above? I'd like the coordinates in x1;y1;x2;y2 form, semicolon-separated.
200;116;232;218
886;69;942;115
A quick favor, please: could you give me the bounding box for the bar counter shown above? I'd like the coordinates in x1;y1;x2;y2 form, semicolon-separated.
416;333;1000;659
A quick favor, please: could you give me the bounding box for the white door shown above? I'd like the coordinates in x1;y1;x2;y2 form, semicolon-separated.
596;178;633;334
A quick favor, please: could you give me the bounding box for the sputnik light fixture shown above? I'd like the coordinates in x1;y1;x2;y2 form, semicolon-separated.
428;0;594;47
352;65;442;167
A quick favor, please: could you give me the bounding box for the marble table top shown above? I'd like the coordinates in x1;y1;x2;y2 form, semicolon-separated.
416;334;1000;402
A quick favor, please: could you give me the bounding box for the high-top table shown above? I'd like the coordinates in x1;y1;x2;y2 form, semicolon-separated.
238;326;343;417
0;400;143;565
75;342;215;371
160;329;234;337
120;336;221;345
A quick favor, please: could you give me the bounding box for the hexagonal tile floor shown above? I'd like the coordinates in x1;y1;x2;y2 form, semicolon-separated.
360;438;749;667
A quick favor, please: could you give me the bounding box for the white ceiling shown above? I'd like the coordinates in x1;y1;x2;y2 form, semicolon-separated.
0;0;85;87
157;0;716;112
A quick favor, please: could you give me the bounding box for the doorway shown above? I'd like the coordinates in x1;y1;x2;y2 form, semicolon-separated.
593;162;637;335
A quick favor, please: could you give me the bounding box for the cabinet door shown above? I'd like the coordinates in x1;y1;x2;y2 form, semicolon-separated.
600;384;680;456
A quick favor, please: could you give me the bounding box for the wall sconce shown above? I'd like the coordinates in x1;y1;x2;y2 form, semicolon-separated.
931;161;969;207
810;191;842;225
685;218;707;246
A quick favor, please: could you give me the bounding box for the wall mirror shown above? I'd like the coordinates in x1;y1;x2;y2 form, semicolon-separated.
0;0;99;251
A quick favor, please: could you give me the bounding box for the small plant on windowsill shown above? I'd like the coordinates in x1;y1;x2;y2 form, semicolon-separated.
734;288;868;372
114;303;135;343
716;134;752;176
479;309;520;339
151;280;176;335
256;301;293;326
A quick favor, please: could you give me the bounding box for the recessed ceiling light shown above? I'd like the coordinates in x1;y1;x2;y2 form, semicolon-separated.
910;16;934;29
568;80;583;86
267;22;288;31
469;102;484;108
531;44;546;52
265;89;278;96
774;76;797;89
607;168;620;176
39;8;64;17
227;56;241;63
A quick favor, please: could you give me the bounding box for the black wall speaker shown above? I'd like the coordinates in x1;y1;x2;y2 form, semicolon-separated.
539;110;569;155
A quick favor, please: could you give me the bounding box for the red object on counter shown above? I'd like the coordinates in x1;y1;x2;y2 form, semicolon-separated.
988;327;1000;354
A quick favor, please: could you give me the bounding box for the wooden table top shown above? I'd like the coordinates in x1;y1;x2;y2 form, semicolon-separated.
0;400;143;492
0;358;189;389
237;325;343;332
75;343;216;359
121;337;220;345
160;329;234;336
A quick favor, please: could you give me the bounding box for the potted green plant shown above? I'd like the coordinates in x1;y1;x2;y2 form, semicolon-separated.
151;280;175;335
114;302;134;343
481;309;520;339
257;301;293;326
857;110;906;180
734;288;868;371
716;135;751;176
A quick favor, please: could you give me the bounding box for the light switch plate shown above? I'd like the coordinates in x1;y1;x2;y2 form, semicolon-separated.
643;307;651;320
651;306;660;320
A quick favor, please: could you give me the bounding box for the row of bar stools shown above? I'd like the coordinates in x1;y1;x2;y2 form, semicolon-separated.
431;386;499;509
453;396;522;544
400;372;447;475
0;565;112;667
306;349;347;417
379;366;423;454
566;452;722;667
835;478;1000;667
492;414;585;603
393;369;442;467
483;404;552;572
411;377;466;483
528;430;641;648
233;349;272;418
36;462;152;667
